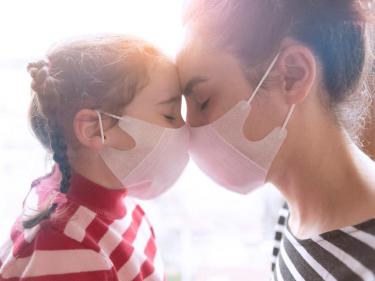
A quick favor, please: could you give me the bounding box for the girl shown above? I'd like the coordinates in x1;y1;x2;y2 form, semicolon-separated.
177;0;375;280
0;35;189;280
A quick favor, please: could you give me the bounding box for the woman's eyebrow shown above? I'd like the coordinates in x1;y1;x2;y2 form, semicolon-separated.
182;76;208;96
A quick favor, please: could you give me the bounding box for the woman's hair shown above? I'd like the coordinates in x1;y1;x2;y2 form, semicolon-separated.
184;0;375;141
24;35;168;229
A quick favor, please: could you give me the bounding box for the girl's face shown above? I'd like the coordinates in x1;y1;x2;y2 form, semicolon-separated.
125;61;185;128
71;59;187;189
104;61;185;150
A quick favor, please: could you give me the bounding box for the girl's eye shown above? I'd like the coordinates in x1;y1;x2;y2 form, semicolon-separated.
164;115;176;121
200;99;210;111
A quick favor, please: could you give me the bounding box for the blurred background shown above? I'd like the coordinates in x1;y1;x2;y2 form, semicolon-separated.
0;1;284;280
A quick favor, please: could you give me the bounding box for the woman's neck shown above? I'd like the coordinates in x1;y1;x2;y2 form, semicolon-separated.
268;113;375;239
362;103;375;160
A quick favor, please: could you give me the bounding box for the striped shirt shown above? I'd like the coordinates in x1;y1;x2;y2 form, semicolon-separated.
0;169;165;281
271;204;375;281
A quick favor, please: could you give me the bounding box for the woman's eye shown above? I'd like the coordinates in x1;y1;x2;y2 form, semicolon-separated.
200;99;210;111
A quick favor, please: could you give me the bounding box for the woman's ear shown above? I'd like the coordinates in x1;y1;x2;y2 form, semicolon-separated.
277;41;317;105
73;109;104;150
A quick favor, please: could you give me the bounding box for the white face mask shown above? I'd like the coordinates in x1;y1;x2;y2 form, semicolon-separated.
96;112;190;199
189;53;295;194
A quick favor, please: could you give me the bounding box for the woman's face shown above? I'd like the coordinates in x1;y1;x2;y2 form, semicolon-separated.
177;37;291;141
177;39;251;127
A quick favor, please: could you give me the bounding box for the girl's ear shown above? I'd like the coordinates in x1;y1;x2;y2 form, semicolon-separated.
277;41;317;105
73;109;104;150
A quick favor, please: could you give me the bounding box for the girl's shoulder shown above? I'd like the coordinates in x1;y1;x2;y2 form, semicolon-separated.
0;221;114;280
26;166;61;208
1;176;163;281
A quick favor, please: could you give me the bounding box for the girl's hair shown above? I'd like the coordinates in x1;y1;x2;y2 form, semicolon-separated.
184;0;375;142
24;35;168;229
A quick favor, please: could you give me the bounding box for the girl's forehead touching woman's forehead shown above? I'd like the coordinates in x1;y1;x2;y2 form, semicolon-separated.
142;60;182;104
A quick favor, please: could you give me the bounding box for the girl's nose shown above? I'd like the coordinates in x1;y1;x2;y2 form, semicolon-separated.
186;108;210;127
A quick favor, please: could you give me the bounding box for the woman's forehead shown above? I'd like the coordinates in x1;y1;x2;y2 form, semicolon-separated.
178;31;216;58
177;41;242;82
177;38;218;74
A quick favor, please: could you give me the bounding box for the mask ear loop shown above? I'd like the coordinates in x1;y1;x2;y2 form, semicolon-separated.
248;52;281;105
101;112;123;121
95;111;105;144
281;104;296;131
95;111;123;144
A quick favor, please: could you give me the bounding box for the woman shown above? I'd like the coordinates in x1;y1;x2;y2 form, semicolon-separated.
363;74;375;160
178;0;375;280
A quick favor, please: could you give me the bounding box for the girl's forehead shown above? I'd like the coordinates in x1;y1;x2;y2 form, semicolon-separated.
149;59;177;75
130;63;181;103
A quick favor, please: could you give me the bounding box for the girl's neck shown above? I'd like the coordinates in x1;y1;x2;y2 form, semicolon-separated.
70;150;124;190
269;115;375;239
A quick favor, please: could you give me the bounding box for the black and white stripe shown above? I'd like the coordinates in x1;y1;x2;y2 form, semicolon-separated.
271;202;289;272
272;205;375;281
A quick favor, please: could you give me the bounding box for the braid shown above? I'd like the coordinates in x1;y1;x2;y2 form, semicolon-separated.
22;204;58;229
29;100;51;149
49;124;71;194
23;61;72;229
22;124;72;229
27;60;72;193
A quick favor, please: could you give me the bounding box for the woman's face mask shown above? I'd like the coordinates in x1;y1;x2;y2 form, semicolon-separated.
178;42;294;194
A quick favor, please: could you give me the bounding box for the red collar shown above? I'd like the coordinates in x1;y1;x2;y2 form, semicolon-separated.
67;173;128;219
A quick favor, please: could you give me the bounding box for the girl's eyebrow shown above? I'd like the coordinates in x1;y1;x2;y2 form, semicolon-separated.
182;76;208;97
158;96;182;105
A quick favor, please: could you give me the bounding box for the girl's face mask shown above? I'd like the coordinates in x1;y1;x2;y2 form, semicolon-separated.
97;112;190;199
188;53;295;194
